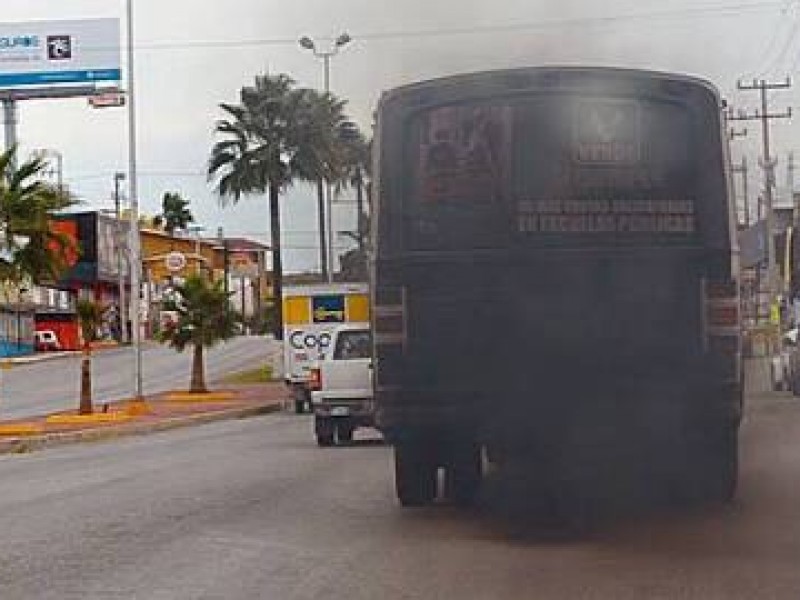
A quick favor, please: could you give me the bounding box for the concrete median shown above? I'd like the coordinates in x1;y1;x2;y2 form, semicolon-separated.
0;382;289;455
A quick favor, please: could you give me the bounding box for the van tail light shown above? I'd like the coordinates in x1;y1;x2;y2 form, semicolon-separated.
309;367;322;391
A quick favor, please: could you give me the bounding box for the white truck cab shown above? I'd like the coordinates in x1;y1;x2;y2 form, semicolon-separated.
310;324;375;446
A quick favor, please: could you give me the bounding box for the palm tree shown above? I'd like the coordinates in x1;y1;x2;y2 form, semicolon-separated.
76;299;103;414
290;89;349;280
334;123;371;254
157;275;239;393
0;147;75;285
208;73;299;339
156;192;194;234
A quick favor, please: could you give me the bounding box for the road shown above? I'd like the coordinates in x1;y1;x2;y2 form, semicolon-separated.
0;336;275;420
0;394;799;599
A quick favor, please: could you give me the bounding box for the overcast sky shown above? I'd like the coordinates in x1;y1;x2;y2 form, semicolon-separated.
2;0;799;271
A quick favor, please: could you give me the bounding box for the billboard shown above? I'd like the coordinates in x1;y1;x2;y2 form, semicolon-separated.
96;212;129;282
0;18;120;90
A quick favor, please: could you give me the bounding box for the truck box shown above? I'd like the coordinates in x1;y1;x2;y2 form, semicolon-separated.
282;283;370;412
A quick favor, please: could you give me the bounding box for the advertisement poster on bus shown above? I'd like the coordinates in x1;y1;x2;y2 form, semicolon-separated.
0;19;120;90
417;104;512;204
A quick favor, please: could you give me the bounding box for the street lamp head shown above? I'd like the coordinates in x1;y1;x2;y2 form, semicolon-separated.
335;33;352;48
298;36;315;51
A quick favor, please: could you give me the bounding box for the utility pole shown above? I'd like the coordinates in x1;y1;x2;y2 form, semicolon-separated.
732;157;750;227
217;227;230;297
729;127;748;141
789;152;797;222
240;276;247;326
728;121;749;227
729;78;792;318
114;172;128;344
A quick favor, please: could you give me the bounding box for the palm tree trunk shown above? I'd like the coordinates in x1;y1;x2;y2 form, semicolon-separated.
316;179;328;280
79;345;93;415
355;171;365;252
190;344;207;393
269;183;283;340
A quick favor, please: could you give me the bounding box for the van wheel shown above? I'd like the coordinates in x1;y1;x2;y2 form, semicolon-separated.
315;416;335;447
294;388;311;414
336;422;354;445
395;444;437;507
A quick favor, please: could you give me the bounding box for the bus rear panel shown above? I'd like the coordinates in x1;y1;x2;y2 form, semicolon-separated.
372;67;741;510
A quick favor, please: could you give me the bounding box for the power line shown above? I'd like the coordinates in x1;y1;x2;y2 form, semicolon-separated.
75;2;786;53
762;6;800;75
70;170;207;181
750;0;799;76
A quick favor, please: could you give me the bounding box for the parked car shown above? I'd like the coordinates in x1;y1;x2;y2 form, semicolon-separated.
309;325;374;446
774;328;800;394
34;330;61;352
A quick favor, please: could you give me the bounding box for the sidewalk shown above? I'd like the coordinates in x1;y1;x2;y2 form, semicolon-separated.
0;381;289;455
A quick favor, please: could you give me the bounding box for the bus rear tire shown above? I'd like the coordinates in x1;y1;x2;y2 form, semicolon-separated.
712;428;739;503
445;442;482;506
685;424;738;504
395;444;437;507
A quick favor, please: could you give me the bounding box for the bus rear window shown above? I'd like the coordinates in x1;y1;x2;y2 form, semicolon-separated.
404;94;708;250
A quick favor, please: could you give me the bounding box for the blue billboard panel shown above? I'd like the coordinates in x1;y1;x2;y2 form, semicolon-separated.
0;19;121;91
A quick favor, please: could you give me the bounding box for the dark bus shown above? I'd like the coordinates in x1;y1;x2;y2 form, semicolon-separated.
371;67;742;513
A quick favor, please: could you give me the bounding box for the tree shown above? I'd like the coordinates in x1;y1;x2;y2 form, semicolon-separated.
156;192;194;234
335;124;371;282
157;274;239;393
335;123;371;253
0;147;75;286
76;299;103;414
291;89;348;280
208;73;297;339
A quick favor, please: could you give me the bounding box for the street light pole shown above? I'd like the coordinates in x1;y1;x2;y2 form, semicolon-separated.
298;33;352;284
125;0;145;406
114;172;128;344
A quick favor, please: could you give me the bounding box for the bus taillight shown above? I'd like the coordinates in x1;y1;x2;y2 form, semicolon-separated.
374;287;406;346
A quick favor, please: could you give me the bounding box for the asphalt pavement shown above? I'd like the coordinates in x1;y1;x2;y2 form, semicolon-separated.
0;393;799;599
0;335;275;421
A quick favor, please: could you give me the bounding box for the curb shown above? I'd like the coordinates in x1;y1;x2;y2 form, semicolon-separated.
0;402;284;455
3;342;157;366
4;352;78;366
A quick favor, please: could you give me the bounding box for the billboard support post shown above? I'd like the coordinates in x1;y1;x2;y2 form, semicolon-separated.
2;99;17;158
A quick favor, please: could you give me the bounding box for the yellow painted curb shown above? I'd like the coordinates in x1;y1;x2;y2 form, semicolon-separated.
46;412;133;425
125;401;152;416
0;423;43;436
165;391;237;403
